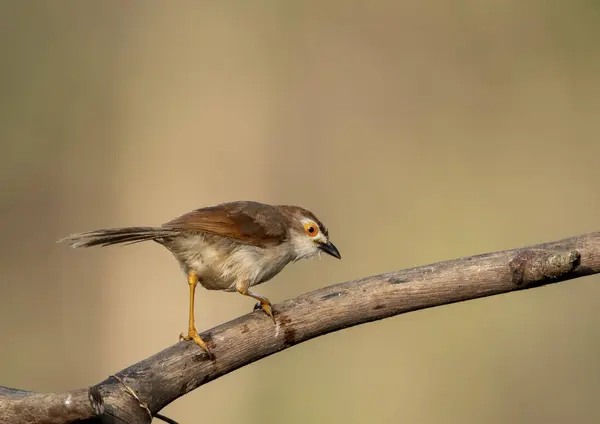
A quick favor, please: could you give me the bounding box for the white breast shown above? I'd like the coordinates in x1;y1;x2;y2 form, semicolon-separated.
167;234;294;291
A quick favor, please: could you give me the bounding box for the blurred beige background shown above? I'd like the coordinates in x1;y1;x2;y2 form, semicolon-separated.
1;1;600;423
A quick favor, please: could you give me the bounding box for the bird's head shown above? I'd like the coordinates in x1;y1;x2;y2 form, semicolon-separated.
278;205;341;261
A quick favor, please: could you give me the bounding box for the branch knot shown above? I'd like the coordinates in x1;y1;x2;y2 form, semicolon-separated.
509;249;581;286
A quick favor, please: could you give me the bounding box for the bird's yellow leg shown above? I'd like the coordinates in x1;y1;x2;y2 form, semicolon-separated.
236;280;276;323
179;271;211;354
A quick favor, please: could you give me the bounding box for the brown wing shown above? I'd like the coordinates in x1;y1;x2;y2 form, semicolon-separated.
161;201;288;248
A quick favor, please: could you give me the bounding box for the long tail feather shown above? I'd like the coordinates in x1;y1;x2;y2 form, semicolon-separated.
58;226;179;248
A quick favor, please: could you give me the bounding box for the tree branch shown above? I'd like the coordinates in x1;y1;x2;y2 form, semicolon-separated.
2;232;599;423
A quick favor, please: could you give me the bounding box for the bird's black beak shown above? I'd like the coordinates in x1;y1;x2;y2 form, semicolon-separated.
318;240;341;259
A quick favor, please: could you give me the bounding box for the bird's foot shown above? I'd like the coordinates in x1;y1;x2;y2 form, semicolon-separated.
254;301;276;323
179;328;212;357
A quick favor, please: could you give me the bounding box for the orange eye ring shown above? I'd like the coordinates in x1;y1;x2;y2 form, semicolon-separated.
304;222;319;237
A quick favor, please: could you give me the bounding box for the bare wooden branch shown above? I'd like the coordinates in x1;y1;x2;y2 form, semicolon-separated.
1;232;599;424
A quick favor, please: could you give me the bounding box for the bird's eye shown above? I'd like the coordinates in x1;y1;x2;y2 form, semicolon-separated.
304;223;319;237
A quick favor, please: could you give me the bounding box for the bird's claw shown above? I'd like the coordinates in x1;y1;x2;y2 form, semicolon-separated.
254;301;276;323
179;328;213;358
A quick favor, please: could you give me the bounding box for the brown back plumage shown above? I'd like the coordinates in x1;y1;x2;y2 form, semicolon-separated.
161;201;289;248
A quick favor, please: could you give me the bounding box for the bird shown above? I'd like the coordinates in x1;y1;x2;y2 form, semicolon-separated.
58;200;341;355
